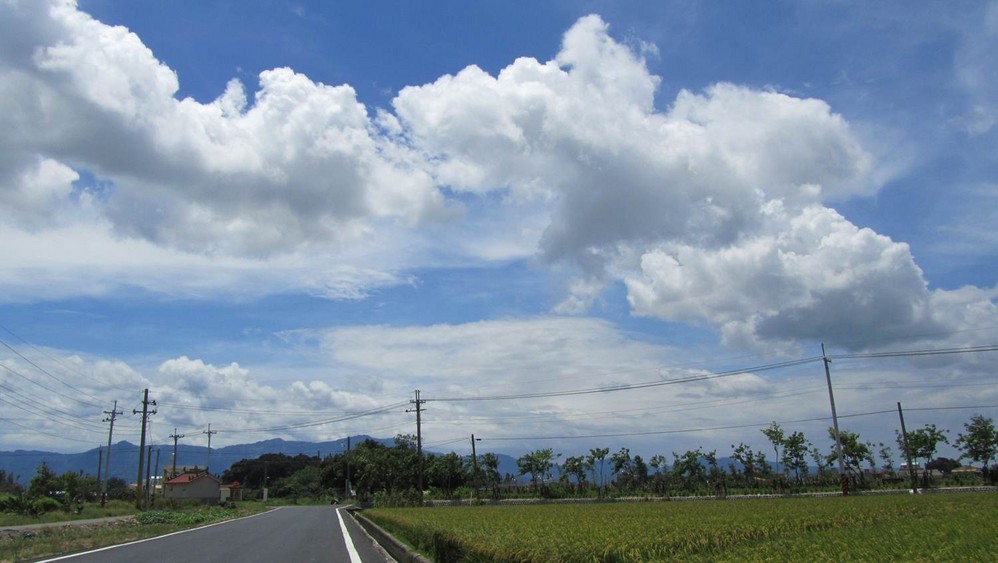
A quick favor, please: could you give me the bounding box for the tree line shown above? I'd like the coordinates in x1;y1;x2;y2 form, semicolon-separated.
218;413;997;505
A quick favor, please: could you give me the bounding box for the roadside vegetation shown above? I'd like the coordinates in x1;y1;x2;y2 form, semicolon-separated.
366;493;998;562
218;414;997;506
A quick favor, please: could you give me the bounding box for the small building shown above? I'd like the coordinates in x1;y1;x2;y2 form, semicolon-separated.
220;481;244;503
163;469;221;504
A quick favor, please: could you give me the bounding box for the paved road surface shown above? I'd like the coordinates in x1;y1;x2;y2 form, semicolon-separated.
38;506;392;563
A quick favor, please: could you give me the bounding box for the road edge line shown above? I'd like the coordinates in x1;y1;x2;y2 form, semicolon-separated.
336;508;363;563
35;507;284;562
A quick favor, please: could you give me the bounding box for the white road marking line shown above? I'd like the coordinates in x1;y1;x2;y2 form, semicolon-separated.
336;507;363;563
35;507;284;562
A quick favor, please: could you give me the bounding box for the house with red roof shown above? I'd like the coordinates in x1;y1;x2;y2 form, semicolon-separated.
163;469;222;504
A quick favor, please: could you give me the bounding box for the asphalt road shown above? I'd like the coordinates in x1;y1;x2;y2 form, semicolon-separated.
38;506;393;563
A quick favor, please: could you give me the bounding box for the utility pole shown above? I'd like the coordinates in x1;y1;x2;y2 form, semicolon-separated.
102;400;122;507
897;402;919;493
133;389;156;510
263;460;269;502
169;428;185;478
471;434;481;501
97;445;103;486
152;448;161;506
345;436;351;499
822;344;847;495
203;424;217;473
145;445;153;508
407;390;426;495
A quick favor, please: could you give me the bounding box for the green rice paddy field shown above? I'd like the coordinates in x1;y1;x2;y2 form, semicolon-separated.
366;493;997;562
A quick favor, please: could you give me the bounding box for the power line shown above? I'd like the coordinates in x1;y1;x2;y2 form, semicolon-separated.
0;336;105;408
156;402;367;416
0;361;104;412
216;401;410;433
428;356;823;402
471;403;998;444
0;325;108;404
830;344;998;360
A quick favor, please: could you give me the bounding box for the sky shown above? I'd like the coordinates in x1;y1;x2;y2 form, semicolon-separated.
0;0;996;467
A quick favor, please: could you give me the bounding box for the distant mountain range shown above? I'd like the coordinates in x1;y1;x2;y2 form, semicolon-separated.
0;436;520;485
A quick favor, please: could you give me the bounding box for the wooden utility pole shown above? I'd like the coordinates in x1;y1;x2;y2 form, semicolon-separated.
133;390;156;510
101;400;122;507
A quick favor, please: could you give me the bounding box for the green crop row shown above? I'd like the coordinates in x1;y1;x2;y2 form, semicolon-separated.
366;493;997;562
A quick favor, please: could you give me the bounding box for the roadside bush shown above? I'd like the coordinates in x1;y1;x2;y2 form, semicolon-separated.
373;488;423;508
0;493;28;513
30;496;62;515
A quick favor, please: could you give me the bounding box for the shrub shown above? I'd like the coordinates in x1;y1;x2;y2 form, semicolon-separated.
30;496;62;515
0;493;29;513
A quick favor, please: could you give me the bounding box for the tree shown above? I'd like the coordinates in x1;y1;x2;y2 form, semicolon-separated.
479;453;501;498
27;463;60;500
897;424;949;486
827;428;873;479
671;449;706;492
426;452;465;498
877;443;895;473
730;443;758;487
276;465;324;499
586;447;609;497
562;455;588;494
0;469;24;495
811;446;832;479
648;455;669;495
781;432;811;482
517;449;558;492
954;415;997;476
761;422;785;475
926;457;960;475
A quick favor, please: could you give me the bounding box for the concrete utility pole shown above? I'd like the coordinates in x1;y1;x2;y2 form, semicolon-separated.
152;448;161;506
345;436;351;499
471;434;481;501
407;390;426;494
145;445;153;507
133;390;156;510
169;428;185;478
101;400;122;507
97;445;103;484
897;402;919;493
203;424;217;472
822;344;847;495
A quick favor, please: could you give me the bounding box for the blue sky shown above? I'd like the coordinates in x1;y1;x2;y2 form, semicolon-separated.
0;1;995;466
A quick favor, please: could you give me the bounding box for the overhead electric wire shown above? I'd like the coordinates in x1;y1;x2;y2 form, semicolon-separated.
472;403;998;443
0;380;105;429
215;400;410;434
157;402;367;416
0;325;107;405
0;336;105;408
0;360;104;412
0;417;99;444
428;356;823;403
0;396;105;437
829;344;998;360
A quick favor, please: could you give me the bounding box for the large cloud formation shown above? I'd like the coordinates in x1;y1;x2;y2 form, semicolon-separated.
0;2;993;350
